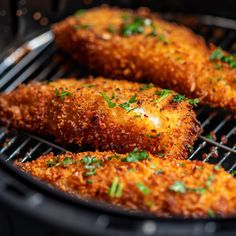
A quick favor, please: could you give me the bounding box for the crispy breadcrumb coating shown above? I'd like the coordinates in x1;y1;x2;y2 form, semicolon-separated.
0;77;201;159
53;6;236;112
15;151;236;218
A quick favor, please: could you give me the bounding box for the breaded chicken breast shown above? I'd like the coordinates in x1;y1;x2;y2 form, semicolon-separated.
53;6;236;112
0;77;201;159
16;150;236;218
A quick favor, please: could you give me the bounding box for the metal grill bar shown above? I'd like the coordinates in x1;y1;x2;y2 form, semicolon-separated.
0;14;235;174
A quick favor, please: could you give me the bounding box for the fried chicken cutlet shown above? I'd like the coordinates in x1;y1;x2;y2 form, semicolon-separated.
15;150;236;218
53;6;236;112
0;77;201;159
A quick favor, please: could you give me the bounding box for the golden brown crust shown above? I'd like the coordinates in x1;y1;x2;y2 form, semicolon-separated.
15;151;236;218
0;77;201;159
52;6;236;112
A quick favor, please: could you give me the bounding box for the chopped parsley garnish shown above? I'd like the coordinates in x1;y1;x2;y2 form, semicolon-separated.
208;209;215;218
177;163;185;167
119;94;138;112
231;170;236;176
157;34;169;44
233;77;236;83
150;163;156;169
205;134;214;141
74;9;86;16
122;147;149;162
217;77;222;82
121;16;156;36
100;92;116;108
214;165;221;171
84;169;96;176
172;94;199;106
100;93;138;112
139;83;154;92
210;47;236;68
188;187;206;195
107;25;116;33
156;153;164;157
107;154;120;160
154;89;172;102
108;177;123;197
87;179;93;184
136;182;150;195
172;94;187;103
128;168;134;172
62;157;74;167
147;134;154;139
81;156;101;177
155;169;164;175
206;174;214;188
55;88;72;100
169;181;186;194
146;201;154;208
46;160;54;167
74;24;91;30
81;84;96;88
210;48;224;61
188;98;199;106
46;156;73;168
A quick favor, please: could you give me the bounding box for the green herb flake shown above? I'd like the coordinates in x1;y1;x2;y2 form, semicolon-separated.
122;148;149;162
217;77;222;82
46;160;54;167
154;89;172;102
177;163;185;167
136;182;150;195
155;169;164;175
139;83;154;92
188;98;199;106
210;48;224;61
100;92;116;108
74;24;91;30
210;47;236;68
84;169;96;177
107;25;116;33
206;174;214;188
74;9;86;16
156;153;164;157
231;170;236;176
205;134;214;141
55;88;72;100
150;163;156;169
87;179;93;184
157;34;169;44
169;181;186;194
128;168;134;172
146;201;154;208
214;165;221;171
172;94;187;103
107;154;120;160
108;177;123;197
208;209;215;218
188;187;206;195
233;77;236;83
119;94;138;112
62;157;73;166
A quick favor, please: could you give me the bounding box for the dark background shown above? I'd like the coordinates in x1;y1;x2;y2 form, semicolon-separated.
0;0;236;51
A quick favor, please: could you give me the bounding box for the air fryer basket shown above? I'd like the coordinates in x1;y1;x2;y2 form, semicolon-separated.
0;8;235;236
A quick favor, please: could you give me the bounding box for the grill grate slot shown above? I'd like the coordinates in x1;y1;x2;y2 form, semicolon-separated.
0;14;235;175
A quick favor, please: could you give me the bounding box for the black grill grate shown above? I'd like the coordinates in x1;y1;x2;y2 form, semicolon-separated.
0;14;235;174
